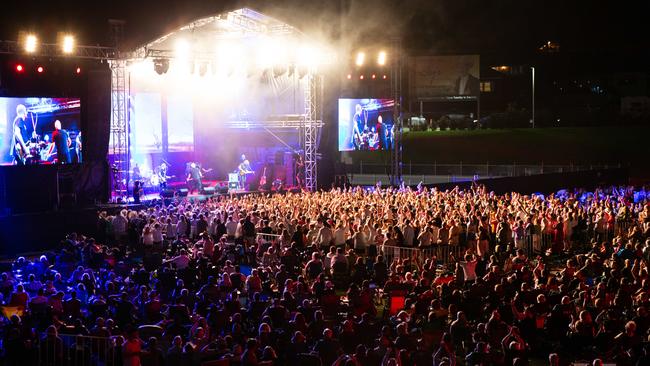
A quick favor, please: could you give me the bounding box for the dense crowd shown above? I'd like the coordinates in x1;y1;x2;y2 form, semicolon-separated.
1;185;650;366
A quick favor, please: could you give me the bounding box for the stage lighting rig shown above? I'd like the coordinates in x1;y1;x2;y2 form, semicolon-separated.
355;52;365;67
198;62;208;77
58;33;75;54
153;58;169;75
377;51;387;66
20;33;38;53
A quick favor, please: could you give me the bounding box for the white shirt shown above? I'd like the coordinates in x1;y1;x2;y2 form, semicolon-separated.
166;223;176;239
226;221;238;236
334;227;347;246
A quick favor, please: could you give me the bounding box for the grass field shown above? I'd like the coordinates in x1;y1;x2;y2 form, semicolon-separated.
347;126;649;177
351;126;645;164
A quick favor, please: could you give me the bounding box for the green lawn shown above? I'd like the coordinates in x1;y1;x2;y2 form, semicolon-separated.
348;126;649;177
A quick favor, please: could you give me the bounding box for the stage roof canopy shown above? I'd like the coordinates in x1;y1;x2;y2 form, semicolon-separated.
129;8;310;62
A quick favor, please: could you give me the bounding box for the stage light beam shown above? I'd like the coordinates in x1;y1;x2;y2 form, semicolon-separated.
175;39;190;59
377;51;387;66
355;52;365;67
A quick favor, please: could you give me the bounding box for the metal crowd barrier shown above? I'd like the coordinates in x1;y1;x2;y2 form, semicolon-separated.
381;244;464;267
39;334;117;366
256;232;282;245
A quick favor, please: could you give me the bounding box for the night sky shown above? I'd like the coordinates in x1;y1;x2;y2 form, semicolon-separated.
1;1;648;62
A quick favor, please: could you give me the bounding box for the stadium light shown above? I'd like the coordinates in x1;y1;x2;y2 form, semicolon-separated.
23;34;38;53
377;51;387;66
60;34;75;54
355;51;365;67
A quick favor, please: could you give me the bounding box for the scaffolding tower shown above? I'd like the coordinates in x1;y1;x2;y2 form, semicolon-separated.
390;38;403;186
108;19;129;200
109;60;129;200
303;74;324;191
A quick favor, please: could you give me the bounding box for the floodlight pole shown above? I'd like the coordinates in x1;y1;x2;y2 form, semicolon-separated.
390;38;403;186
531;66;535;129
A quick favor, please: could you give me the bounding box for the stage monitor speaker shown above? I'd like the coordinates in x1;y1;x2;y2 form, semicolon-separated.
178;188;189;197
228;181;238;189
161;188;176;198
202;186;215;195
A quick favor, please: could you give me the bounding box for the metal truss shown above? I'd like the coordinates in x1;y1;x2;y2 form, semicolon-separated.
303;73;323;191
0;40;117;60
390;38;403;186
109;60;129;200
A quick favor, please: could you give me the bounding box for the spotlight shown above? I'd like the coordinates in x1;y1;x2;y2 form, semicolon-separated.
346;74;352;80
377;51;387;66
76;67;81;74
23;34;38;53
359;74;364;80
153;58;169;75
15;64;24;72
382;75;387;79
198;62;208;77
59;34;75;54
37;66;44;73
273;66;287;78
371;74;376;79
355;52;365;67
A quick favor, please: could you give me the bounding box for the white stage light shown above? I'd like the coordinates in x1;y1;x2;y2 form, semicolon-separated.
377;51;387;66
61;34;75;54
24;34;38;53
355;51;365;67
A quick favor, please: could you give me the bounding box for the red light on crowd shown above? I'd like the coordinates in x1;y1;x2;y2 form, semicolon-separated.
359;75;364;80
37;66;44;73
15;64;24;72
346;74;352;79
76;67;81;74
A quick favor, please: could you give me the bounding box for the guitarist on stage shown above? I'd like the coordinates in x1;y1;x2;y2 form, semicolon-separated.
158;162;174;188
10;104;30;165
237;154;254;190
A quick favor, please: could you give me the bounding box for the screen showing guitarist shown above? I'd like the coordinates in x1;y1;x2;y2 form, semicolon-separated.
10;104;30;165
237;154;254;190
352;104;368;150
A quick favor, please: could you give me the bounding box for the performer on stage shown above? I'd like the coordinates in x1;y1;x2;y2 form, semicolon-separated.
10;104;29;165
187;162;203;194
237;154;254;190
52;120;72;164
352;104;368;150
158;162;170;188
